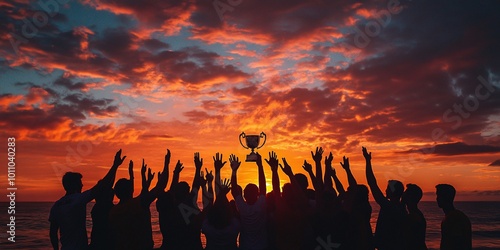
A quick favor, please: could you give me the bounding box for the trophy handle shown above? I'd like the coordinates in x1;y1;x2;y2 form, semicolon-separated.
256;132;266;149
239;132;249;149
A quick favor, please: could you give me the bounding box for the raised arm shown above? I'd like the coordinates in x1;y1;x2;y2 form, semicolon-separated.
142;150;171;205
311;147;324;187
192;152;203;192
265;151;280;196
170;160;184;191
129;160;134;194
202;168;214;209
280;158;308;207
145;169;169;206
213;152;226;195
141;159;155;195
230;154;242;198
161;149;170;191
324;152;335;193
340;156;357;187
302;160;320;191
256;153;266;196
189;153;203;202
363;146;386;204
91;149;126;195
331;167;346;197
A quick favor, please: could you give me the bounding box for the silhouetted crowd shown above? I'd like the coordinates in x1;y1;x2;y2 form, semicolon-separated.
49;147;472;250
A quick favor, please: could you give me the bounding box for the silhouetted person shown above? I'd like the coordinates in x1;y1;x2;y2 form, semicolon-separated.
436;184;472;250
270;153;313;250
231;153;268;250
338;155;374;250
49;149;126;250
90;160;134;250
109;154;169;250
156;152;204;250
202;178;240;250
402;184;427;250
303;148;349;250
363;146;407;250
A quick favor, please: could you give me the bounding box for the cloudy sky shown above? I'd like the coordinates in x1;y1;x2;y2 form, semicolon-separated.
1;0;500;201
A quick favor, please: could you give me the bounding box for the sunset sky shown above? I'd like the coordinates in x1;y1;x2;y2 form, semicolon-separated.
1;0;500;202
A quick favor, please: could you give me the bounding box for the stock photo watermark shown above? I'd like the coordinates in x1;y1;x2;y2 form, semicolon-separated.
213;0;243;22
9;0;72;55
6;137;17;243
386;73;498;182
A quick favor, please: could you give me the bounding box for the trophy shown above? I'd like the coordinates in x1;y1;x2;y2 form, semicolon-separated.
239;132;267;162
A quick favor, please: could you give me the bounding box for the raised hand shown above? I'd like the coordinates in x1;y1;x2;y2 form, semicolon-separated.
194;152;203;170
362;146;372;161
302;160;313;173
265;151;279;172
141;159;155;189
279;158;294;176
113;149;126;167
174;160;184;174
213;152;227;171
325;152;333;167
229;154;240;172
340;156;350;170
311;147;324;163
205;168;214;183
146;168;155;185
217;178;231;195
199;171;207;187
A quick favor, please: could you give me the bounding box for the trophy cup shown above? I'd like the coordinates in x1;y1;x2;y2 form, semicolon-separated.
239;132;266;162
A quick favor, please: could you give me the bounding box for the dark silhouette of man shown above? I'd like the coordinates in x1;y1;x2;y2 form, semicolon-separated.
109;155;169;250
436;184;472;250
49;149;126;250
403;184;428;250
363;147;407;250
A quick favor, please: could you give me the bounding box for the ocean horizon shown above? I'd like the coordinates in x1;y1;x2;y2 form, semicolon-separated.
0;201;499;249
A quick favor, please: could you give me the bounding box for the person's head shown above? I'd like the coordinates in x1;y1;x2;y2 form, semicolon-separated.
386;180;404;201
403;183;423;206
114;178;133;200
294;173;308;191
352;184;370;203
62;172;83;194
173;181;190;201
282;183;297;207
436;184;455;208
244;183;259;205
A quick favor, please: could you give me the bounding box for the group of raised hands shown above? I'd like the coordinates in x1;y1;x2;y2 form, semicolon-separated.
108;145;375;195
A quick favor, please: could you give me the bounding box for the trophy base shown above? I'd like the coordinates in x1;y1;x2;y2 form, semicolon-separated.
245;153;259;162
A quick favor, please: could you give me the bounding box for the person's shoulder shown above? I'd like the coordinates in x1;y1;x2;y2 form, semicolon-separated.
451;209;471;222
235;194;244;203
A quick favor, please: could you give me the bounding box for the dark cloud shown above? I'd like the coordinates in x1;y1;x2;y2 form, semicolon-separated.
53;76;87;90
489;160;500;167
140;134;174;139
408;142;500;156
141;38;169;51
0;83;118;135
